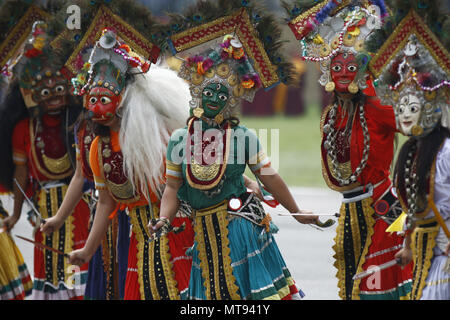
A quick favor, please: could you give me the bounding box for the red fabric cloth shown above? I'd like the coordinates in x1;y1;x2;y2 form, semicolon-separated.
123;216;194;300
360;219;413;295
321;94;397;201
12;115;67;183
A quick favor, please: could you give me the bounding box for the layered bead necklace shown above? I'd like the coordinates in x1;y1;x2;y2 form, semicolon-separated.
403;142;419;229
323;97;370;186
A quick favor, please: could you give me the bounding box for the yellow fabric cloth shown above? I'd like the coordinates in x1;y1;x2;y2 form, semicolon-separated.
386;212;407;233
0;230;33;297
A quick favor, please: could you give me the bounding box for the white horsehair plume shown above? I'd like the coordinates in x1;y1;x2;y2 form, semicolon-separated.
119;63;190;200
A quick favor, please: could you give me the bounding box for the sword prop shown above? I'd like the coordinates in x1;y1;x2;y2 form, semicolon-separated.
148;220;186;243
277;213;340;217
352;259;399;280
14;178;46;224
277;213;339;229
15;234;69;259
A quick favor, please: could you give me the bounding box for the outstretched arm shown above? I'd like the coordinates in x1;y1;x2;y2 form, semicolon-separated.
69;188;116;266
41;159;85;235
254;166;318;225
3;165;28;230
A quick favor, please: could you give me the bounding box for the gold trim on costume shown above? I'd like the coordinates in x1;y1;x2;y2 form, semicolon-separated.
129;204;180;300
185;120;232;191
332;197;376;300
193;202;240;299
29;120;74;180
169;8;279;88
37;185;75;288
0;5;50;70
410;218;439;300
65;5;159;76
97;136;140;204
320;104;361;192
369;10;450;78
41;153;72;175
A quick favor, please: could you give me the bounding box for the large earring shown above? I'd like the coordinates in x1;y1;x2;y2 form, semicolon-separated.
325;81;335;92
411;125;424;137
348;82;359;94
193;107;204;118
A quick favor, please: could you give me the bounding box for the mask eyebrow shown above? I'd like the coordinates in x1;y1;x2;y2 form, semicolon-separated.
89;89;114;97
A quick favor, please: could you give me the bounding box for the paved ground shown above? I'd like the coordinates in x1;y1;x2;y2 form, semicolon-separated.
1;186;343;300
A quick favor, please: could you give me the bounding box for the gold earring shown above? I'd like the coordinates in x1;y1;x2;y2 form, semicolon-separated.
348;82;359;94
193;107;204;118
411;125;423;137
325;81;335;92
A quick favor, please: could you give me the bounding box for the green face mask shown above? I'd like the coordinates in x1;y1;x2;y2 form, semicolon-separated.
201;82;229;118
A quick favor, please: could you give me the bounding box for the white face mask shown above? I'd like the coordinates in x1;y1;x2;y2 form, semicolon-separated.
397;94;421;136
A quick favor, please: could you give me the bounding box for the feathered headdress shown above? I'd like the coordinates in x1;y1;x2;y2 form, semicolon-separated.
66;3;189;199
156;0;293;124
368;7;449;137
284;0;388;92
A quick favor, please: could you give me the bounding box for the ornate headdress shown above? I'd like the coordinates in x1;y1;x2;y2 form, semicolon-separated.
66;4;190;199
160;0;293;125
285;0;388;92
0;3;68;114
368;8;450;137
66;5;160;98
367;2;450;230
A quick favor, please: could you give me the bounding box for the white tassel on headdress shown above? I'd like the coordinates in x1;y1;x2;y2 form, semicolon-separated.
119;63;190;199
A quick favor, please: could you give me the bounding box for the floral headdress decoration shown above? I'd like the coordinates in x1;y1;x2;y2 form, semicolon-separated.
64;5;161;99
71;28;152;98
161;0;293;125
368;8;450;137
285;0;388;93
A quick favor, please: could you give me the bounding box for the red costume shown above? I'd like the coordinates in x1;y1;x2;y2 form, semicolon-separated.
12;114;90;300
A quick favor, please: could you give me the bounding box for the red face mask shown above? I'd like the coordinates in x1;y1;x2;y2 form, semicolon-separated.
86;87;121;125
330;52;359;93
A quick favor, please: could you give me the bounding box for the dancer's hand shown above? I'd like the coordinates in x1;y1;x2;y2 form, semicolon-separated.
40;216;63;235
69;248;91;266
395;247;412;267
292;210;319;225
3;215;19;231
247;179;264;201
445;242;450;256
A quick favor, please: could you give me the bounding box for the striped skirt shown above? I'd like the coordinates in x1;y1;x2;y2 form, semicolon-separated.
32;185;90;300
124;204;194;300
333;186;413;300
0;227;33;300
187;201;302;300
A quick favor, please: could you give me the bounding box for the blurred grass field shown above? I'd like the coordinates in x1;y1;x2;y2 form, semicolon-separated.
242;105;327;188
242;105;407;188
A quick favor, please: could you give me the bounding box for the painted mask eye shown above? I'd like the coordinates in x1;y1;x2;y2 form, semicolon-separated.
41;88;51;97
398;105;405;114
55;85;65;93
331;65;342;72
89;97;98;104
347;65;357;72
410;105;419;113
100;97;112;104
203;89;213;97
218;93;228;101
216;84;222;90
